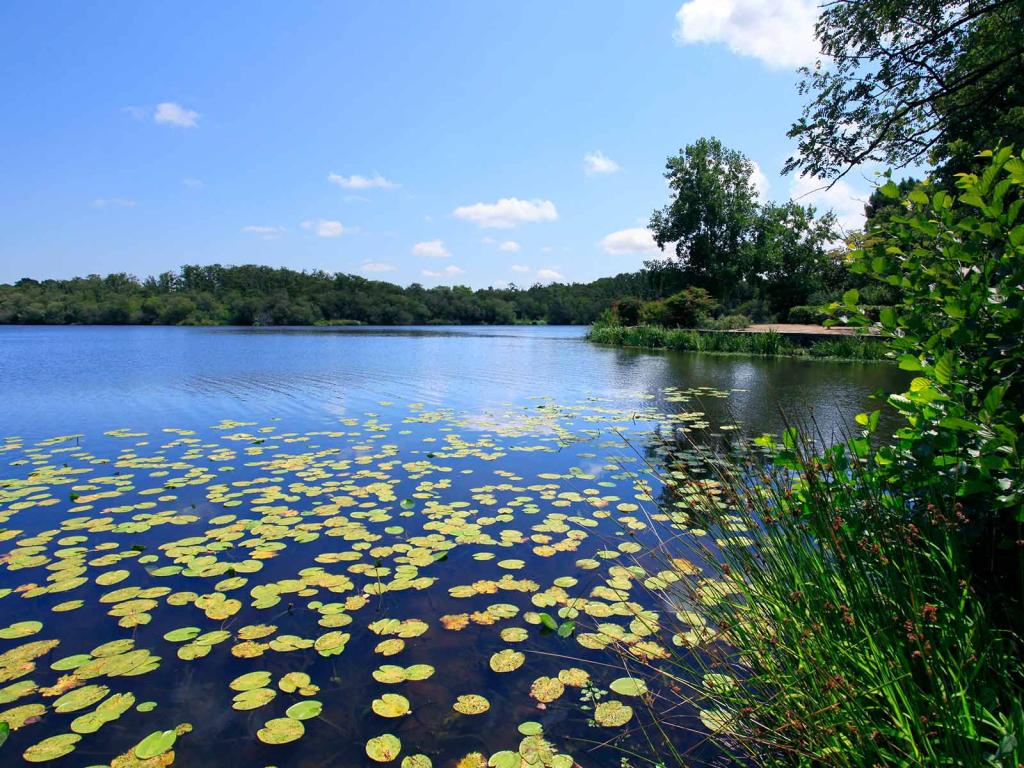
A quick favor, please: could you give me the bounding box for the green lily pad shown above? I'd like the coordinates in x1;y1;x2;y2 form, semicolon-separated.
452;694;489;715
372;693;411;718
257;717;305;745
285;700;323;720
594;700;633;727
23;733;81;762
230;670;271;691
489;649;525;673
134;730;177;759
232;688;276;711
366;733;402;762
53;684;109;713
609;677;647;697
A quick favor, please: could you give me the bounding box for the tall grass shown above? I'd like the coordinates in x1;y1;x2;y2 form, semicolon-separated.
603;432;1023;767
587;324;886;361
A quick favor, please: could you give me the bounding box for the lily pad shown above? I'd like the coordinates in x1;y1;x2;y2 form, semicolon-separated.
285;700;323;720
372;693;411;718
232;688;276;711
594;700;633;727
609;677;648;697
134;730;177;759
366;733;402;762
23;733;81;762
257;717;305;745
452;694;489;715
489;649;525;673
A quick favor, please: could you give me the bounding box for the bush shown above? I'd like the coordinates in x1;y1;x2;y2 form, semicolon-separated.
701;313;750;330
662;287;718;327
787;305;828;324
611;296;643;325
837;147;1024;606
638;299;670;326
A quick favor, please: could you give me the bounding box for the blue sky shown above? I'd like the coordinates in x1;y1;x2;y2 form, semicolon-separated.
0;1;871;287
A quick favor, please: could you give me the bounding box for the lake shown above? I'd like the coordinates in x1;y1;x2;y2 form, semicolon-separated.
0;326;904;767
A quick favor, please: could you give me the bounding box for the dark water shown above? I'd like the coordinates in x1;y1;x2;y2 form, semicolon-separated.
0;327;904;767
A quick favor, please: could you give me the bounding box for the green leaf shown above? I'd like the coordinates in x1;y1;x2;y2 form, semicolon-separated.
538;613;558;631
556;621;575;638
933;352;954;385
842;289;859;307
898;355;922;372
134;730;177;760
879;181;900;199
0;720;9;749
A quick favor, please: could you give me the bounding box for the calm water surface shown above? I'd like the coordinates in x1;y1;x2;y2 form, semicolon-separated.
0;327;904;767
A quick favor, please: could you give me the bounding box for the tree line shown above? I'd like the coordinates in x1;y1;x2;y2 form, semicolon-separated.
0;265;682;326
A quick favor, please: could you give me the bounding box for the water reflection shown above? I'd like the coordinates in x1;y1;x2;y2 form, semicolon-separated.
0;326;904;441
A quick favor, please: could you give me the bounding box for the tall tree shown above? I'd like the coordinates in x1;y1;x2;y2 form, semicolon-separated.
785;0;1024;184
749;201;840;315
649;137;760;299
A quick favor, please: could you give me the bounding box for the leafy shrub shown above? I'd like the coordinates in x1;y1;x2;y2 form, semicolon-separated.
662;287;718;327
787;305;828;324
611;296;643;325
701;313;750;330
837;147;1024;601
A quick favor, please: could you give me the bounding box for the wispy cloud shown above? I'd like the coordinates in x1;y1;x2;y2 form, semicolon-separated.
181;177;204;190
422;264;465;278
242;225;285;240
328;173;399;190
453;198;558;229
498;240;521;252
674;0;819;69
412;239;450;258
301;219;345;237
510;264;531;273
361;261;397;273
583;151;621;176
92;197;137;209
153;102;200;127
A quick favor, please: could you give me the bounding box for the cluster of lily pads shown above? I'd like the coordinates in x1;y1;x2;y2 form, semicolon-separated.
0;391;741;766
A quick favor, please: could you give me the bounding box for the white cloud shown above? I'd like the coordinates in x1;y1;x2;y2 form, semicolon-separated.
92;197;136;209
242;225;284;240
301;219;345;237
422;264;465;278
453;197;558;229
583;151;621;176
412;239;450;258
154;102;199;127
674;0;819;69
510;264;531;273
498;240;521;253
536;268;565;282
181;177;204;189
599;227;661;255
361;261;397;273
751;161;770;199
789;175;867;233
328;173;398;190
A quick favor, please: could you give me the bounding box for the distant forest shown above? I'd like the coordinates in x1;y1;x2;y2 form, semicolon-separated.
0;264;694;326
